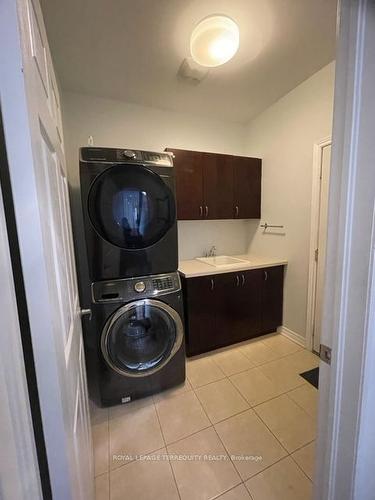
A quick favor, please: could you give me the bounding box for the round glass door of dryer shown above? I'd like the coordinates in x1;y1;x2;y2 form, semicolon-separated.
88;164;176;249
101;299;183;377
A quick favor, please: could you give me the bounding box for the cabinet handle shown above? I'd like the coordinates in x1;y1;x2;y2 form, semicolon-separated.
205;206;209;217
236;275;240;287
199;206;203;217
210;278;214;291
235;205;239;217
241;274;245;286
264;270;268;281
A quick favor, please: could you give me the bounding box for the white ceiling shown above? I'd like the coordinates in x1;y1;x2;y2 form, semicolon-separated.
41;0;337;124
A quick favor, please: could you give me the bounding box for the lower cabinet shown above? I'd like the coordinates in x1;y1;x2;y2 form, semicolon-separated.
181;266;284;356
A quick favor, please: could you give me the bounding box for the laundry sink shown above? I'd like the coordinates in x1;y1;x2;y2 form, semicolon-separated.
196;255;250;267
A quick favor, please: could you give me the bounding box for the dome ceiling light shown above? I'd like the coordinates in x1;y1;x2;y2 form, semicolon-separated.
190;15;240;68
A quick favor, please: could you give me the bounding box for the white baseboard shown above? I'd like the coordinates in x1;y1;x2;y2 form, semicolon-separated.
278;326;306;348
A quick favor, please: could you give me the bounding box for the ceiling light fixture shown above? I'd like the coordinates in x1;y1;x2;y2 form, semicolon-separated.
190;15;239;68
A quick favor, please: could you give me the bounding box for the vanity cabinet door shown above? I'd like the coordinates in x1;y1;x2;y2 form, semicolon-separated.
261;266;284;333
233;156;262;219
262;266;284;333
166;148;204;220
183;275;218;355
235;269;263;340
213;272;240;343
213;271;262;344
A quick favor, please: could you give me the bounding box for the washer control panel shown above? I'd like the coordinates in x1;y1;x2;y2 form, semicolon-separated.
92;272;181;303
152;276;173;292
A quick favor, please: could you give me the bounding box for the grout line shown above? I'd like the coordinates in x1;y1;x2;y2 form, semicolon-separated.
244;484;255;500
290;438;315;455
93;470;109;479
164;389;213;445
189;381;243;484
251;404;291;456
208;348;257;374
244;454;292;482
239;339;303;361
153;386;194;405
153;400;167;448
285;389;318;420
155;386;212;447
191;377;245;486
249;381;308;411
188;374;226;391
107;402;165;473
210;482;251;500
154;400;182;500
211;362;257;379
193;379;250;426
164;423;214;448
289;452;314;484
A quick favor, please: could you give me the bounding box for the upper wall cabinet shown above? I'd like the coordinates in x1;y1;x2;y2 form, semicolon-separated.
165;148;261;220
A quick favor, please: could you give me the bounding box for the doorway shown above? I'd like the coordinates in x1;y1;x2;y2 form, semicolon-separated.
307;138;332;354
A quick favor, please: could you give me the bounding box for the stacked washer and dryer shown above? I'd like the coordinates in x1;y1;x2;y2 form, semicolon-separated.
78;147;185;407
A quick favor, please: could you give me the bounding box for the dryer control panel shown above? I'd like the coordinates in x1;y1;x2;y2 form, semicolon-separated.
92;272;181;303
80;147;173;167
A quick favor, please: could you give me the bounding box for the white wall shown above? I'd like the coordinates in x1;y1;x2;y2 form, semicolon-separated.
62;91;249;261
244;62;335;339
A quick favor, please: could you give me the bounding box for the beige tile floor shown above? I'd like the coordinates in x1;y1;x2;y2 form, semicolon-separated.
91;333;319;500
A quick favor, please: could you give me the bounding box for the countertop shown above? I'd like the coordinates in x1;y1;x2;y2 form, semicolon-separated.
178;254;288;278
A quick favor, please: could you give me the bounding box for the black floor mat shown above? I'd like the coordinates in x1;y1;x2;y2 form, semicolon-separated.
300;367;319;389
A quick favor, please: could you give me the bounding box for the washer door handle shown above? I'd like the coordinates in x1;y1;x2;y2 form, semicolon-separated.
80;308;92;320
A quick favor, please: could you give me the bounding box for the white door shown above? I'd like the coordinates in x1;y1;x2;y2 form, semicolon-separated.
312;144;331;353
0;0;93;498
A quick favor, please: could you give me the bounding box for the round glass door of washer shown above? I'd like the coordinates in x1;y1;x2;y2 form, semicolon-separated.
101;299;183;377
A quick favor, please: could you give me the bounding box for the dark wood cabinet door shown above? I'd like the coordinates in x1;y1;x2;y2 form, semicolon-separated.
183;275;217;355
202;153;234;219
261;266;284;333
235;269;263;340
214;272;241;344
213;270;262;345
234;157;262;219
166;148;204;220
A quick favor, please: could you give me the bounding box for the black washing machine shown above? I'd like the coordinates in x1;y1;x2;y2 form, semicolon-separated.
83;272;185;407
79;147;178;283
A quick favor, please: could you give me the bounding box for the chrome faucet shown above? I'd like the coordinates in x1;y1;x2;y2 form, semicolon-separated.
205;245;217;257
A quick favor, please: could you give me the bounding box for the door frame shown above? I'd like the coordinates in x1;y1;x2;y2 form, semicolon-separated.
315;0;375;498
306;136;332;353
